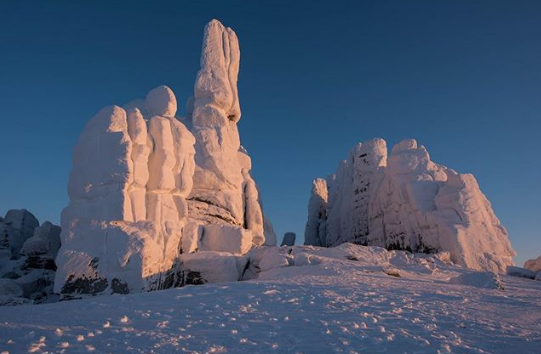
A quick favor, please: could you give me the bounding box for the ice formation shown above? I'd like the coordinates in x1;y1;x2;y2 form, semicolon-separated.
304;139;516;273
0;210;61;305
54;20;272;296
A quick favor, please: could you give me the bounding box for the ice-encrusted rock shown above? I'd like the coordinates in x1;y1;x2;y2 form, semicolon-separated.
326;139;387;248
1;209;39;258
304;178;328;247
280;232;296;247
0;211;61;305
55;95;196;295
54;20;273;296
187;19;266;246
20;222;61;257
145;85;177;118
524;256;541;273
198;224;253;255
449;271;503;290
305;139;515;273
178;252;248;284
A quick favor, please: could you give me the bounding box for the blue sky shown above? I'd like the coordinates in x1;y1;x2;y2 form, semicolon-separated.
0;1;539;265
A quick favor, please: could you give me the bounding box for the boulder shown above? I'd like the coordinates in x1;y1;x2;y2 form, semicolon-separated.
524;256;541;273
2;209;39;258
280;232;296;247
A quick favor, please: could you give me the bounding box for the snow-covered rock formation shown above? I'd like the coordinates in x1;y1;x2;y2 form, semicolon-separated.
304;139;516;273
280;232;296;247
54;20;272;296
524;256;541;273
0;210;61;305
186;19;266;247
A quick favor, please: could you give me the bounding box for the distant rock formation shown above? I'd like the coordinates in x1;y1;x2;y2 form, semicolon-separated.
524;256;541;273
304;139;515;273
0;210;60;305
280;232;296;247
54;20;274;296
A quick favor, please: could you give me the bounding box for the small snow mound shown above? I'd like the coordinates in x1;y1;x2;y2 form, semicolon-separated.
258;248;290;272
507;266;537;280
449;271;503;290
294;253;322;266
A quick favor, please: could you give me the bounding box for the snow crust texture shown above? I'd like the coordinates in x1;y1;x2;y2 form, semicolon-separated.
2;243;540;353
305;139;516;273
54;20;272;296
0;210;61;305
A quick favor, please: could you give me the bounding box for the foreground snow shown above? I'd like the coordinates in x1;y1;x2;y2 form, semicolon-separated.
1;244;540;354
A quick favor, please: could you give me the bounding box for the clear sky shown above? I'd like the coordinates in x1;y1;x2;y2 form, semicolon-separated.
1;1;539;265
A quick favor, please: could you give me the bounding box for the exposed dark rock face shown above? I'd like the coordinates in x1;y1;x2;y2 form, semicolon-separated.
0;210;61;305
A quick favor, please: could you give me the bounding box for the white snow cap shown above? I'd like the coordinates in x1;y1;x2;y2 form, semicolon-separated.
145;85;177;118
305;138;516;273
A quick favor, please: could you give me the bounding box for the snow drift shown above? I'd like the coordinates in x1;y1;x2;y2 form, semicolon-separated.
3;242;540;354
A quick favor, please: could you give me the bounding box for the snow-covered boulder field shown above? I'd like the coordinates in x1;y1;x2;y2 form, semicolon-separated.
0;210;61;305
54;20;275;296
1;243;540;353
305;139;516;273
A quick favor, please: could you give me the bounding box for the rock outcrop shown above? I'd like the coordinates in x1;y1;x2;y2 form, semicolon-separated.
280;232;296;247
186;20;266;247
524;256;541;273
304;139;516;273
0;210;61;305
54;20;273;296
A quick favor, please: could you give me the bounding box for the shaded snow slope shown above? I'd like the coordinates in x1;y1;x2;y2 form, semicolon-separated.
1;244;540;354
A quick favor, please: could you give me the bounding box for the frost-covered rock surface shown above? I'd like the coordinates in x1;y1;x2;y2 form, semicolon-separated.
305;139;516;273
0;210;60;305
54;20;272;296
187;19;266;247
1;243;540;353
524;255;541;273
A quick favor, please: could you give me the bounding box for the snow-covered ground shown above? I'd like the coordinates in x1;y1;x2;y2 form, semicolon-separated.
1;244;540;354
